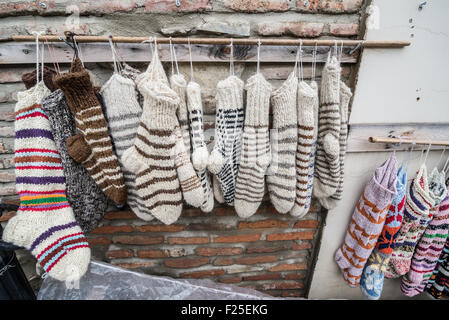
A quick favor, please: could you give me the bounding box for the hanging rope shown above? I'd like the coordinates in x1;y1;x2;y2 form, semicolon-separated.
229;38;234;76
31;31;44;83
311;40;317;82
188;37;194;81
256;38;261;74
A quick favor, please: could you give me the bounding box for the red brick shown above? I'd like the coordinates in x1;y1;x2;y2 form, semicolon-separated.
195;247;243;256
329;23;359;36
293;220;319;229
266;231;314;241
224;0;289;12
104;210;138;220
238;219;289;229
136;224;184;232
137;249;167;258
284;272;306;280
167;237;210;245
296;0;362;13
214;207;236;216
112;235;164;245
219;276;242;284
243;273;282;281
164;257;209;268
214;234;260;243
258;22;324;37
106;249;134;259
180;269;225;278
91;225;134;234
213;257;233;266
87;237;111;246
261;281;304;290
78;0;137;14
144;0;211;13
269;262;307;272
246;243;291;254
235;255;277;265
187;223;234;231
292;242;313;250
114;262;154;269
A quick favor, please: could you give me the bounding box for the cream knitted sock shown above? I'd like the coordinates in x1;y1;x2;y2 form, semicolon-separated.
213;174;225;204
187;81;214;212
101;73;154;221
235;73;272;218
170;74;192;157
313;54;342;199
266;72;298;214
319;81;352;210
290;80;317;217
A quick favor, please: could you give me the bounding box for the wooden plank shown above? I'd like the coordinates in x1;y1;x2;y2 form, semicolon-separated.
0;43;359;65
347;123;449;152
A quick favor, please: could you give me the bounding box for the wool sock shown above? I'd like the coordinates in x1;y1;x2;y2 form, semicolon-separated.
213;174;225;204
121;53;183;225
101;73;155;221
22;66;58;92
54;58;127;205
360;165;407;299
313;54;342;199
207;75;244;206
290;79;316;217
170;74;192;157
335;153;398;287
120;62;144;107
385;164;434;278
427;235;449;299
41;89;108;233
3;81;90;281
266;72;298;214
320;81;352;210
187;81;214;212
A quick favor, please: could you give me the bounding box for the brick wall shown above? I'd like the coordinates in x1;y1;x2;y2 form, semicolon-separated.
0;0;366;298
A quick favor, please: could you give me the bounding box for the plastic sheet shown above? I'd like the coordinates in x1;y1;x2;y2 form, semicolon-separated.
37;260;277;300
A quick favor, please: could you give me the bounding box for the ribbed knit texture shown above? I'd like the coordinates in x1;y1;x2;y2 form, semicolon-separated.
187;81;214;212
120;62;144;107
170;74;192;157
360;165;407;299
290;79;316;217
122;50;183;225
427;224;449;299
101;73;155;221
41;89;108;233
3;81;90;281
313;54;342;199
320;81;352;209
207;75;244;206
22;66;58;92
54;58;127;205
385;164;435;278
266;72;298;214
335;154;398;287
234;73;272;218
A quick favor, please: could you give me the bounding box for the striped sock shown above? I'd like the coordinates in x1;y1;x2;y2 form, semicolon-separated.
120;62;144;107
335;154;398;287
313;53;342;200
290;80;317;217
3;81;90;281
54;58;127;205
170;74;192;156
235;73;272;218
101;73;154;221
187;81;214;212
207;75;244;206
266;72;298;214
427;236;449;298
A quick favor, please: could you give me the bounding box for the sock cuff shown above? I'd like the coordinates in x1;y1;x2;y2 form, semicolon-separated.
216;75;244;111
271;72;298;127
245;73;272;126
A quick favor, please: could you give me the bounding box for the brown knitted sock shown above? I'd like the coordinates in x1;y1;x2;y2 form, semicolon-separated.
54;58;127;205
22;66;58;92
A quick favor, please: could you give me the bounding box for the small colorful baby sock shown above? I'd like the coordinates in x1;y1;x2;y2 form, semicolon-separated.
427;236;449;299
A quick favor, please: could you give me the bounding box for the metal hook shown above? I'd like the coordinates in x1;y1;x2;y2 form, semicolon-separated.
349;40;364;55
405;141;416;170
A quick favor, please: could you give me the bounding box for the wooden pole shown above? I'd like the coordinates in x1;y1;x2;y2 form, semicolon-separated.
369;136;449;147
10;35;411;48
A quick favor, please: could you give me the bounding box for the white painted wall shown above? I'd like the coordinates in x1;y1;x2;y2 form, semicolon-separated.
309;0;449;299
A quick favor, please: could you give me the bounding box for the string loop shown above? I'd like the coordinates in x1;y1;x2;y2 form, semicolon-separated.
229;38;234;76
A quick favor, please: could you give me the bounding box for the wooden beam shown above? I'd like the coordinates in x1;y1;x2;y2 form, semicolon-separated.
369;136;449;147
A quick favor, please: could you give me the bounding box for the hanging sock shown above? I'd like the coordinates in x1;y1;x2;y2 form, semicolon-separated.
427;217;449;299
53;58;127;205
319;81;353;210
207;75;244;206
266;72;298;214
234;73;272;218
360;165;407;300
3;81;90;281
335;153;398;287
22;66;58;92
120;62;145;107
41;90;108;233
313;53;342;199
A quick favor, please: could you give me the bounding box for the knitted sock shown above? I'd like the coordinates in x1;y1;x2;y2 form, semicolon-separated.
41;89;108;233
360;165;407;299
213;174;225;204
385;164;434;278
320;81;352;210
170;74;192;156
120;62;144;107
100;73;154;221
3;81;90;281
22;66;58;92
335;153;398;287
290;80;316;217
266;72;298;214
207;75;244;206
234;73;272;218
427;236;449;299
313;54;341;199
187;81;214;212
54;58;127;205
